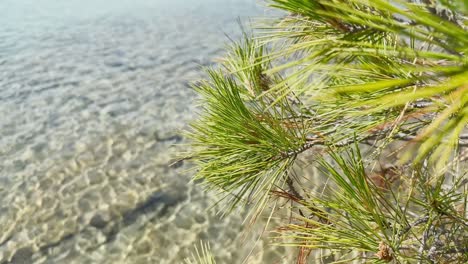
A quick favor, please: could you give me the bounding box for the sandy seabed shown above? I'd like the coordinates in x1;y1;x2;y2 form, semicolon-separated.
0;0;295;263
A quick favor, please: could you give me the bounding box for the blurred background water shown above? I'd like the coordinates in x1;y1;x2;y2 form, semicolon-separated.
0;1;292;263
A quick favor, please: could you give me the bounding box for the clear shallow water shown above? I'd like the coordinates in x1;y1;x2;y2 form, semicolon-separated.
0;1;291;263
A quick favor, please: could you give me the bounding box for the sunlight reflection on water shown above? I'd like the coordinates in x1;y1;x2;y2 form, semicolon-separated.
0;1;293;263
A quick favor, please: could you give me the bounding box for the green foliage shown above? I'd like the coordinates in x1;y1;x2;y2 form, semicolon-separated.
185;0;467;263
263;0;468;170
186;38;316;217
277;146;467;263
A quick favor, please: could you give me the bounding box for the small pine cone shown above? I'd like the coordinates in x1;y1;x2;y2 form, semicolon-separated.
367;165;401;191
376;241;393;262
258;73;272;91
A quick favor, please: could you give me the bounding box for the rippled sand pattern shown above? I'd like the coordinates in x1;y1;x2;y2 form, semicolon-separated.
0;1;292;263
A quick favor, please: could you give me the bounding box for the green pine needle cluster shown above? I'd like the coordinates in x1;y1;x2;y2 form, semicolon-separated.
277;146;467;263
185;0;467;263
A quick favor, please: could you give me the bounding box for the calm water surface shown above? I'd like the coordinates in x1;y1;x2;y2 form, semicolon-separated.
0;1;290;263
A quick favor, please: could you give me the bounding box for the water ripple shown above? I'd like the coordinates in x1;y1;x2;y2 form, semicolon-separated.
0;1;296;263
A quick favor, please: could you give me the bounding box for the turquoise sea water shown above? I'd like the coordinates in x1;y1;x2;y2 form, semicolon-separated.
0;1;293;263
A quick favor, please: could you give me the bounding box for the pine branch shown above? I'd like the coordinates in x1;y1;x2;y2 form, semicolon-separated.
184;1;467;262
